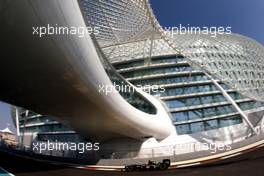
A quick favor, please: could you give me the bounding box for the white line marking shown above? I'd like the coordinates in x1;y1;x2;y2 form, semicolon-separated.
257;144;264;148
176;162;201;168
221;153;241;160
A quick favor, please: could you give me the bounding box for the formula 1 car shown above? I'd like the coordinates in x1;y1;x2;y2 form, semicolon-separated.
124;159;171;172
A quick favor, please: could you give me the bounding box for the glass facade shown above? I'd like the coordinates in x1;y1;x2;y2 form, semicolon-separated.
151;55;185;64
113;55;264;135
17;108;73;134
152;85;219;97
21;124;70;133
175;115;242;135
131;74;209;87
165;94;226;109
171;105;236;122
19;115;56;124
121;65;193;78
114;60;144;70
37;133;80;142
238;101;264;111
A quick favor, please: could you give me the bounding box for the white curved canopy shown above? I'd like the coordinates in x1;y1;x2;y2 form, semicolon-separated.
0;128;13;134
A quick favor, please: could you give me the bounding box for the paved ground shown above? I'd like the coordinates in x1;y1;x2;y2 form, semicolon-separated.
1;147;264;176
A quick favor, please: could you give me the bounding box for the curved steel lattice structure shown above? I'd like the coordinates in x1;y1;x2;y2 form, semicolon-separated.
78;0;159;48
78;0;264;102
172;33;264;102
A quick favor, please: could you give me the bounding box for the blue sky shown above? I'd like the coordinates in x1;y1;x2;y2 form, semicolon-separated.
150;0;264;45
1;0;264;133
0;102;15;132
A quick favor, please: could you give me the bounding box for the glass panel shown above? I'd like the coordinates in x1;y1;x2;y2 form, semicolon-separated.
151;55;185;64
114;60;144;70
131;74;209;86
188;110;203;120
219;83;230;90
176;124;190;135
172;112;188;122
121;65;193;78
203;107;217;117
205;120;218;130
165;94;227;109
219;116;242;128
190;122;205;133
153;84;218;97
166;100;185;108
238;101;264;111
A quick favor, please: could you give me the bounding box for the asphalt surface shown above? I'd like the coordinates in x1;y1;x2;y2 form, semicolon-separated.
1;147;264;176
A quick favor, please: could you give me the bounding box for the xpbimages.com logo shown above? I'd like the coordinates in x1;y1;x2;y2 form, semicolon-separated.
32;140;100;154
163;24;232;37
32;24;100;38
98;82;165;95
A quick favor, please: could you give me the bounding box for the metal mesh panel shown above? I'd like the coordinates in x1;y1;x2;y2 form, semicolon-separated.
78;0;158;47
172;33;264;102
77;0;264;102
